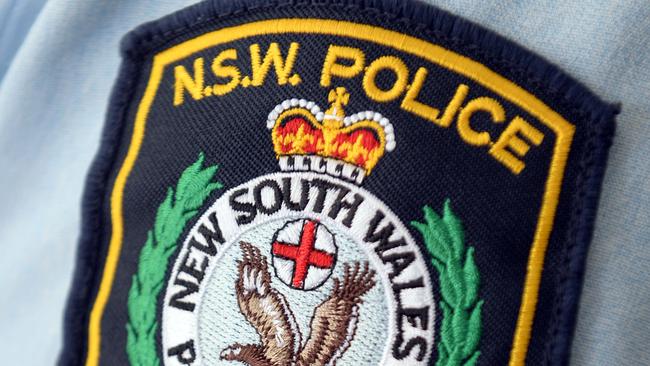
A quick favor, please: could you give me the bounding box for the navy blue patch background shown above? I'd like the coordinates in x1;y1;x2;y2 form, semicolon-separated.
62;2;616;366
102;9;567;366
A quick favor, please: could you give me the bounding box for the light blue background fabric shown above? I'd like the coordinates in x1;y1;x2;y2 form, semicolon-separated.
0;1;647;364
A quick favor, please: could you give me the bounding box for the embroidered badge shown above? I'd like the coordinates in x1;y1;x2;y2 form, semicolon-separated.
157;90;445;366
61;1;617;366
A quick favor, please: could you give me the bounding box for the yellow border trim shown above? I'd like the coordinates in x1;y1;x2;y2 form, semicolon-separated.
85;19;575;366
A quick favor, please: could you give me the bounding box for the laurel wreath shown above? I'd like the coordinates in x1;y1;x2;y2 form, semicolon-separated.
126;153;223;366
412;200;483;366
123;156;476;365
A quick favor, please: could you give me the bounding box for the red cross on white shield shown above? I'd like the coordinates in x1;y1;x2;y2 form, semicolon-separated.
271;219;338;290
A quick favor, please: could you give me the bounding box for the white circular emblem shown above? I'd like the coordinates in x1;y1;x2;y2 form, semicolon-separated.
271;219;338;291
161;172;435;366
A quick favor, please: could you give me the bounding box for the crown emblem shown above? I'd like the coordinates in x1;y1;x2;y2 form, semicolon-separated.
266;87;396;184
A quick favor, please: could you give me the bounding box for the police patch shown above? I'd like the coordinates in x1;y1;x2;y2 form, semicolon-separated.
61;1;617;365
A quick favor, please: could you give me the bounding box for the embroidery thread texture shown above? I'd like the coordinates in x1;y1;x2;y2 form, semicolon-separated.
412;201;483;366
221;241;376;366
126;153;223;366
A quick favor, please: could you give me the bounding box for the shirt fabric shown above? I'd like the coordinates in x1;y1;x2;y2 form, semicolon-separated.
0;0;648;364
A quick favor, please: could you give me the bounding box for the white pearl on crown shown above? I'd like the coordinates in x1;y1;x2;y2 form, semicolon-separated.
266;99;397;152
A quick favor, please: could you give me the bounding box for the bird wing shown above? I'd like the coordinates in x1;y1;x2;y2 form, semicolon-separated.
298;262;376;366
235;242;301;365
298;296;359;366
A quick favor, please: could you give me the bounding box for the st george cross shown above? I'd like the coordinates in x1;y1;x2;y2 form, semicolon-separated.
271;219;338;290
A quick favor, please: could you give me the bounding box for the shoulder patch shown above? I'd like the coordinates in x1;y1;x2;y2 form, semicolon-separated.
60;1;617;366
